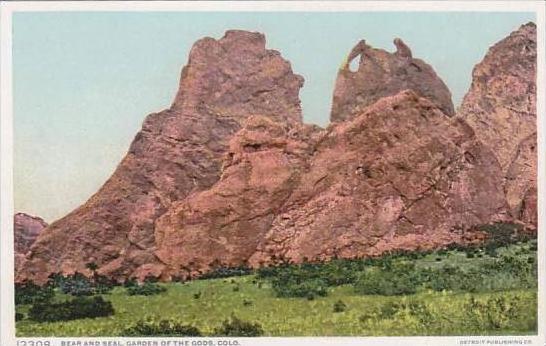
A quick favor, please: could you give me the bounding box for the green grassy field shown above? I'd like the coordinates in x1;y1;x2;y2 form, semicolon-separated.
16;240;538;337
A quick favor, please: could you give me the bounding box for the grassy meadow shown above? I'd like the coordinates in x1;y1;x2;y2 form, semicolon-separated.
15;237;538;337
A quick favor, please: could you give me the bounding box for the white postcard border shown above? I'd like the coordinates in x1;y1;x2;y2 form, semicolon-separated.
1;1;544;346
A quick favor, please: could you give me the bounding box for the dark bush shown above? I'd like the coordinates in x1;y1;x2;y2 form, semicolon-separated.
28;296;114;322
422;265;469;292
52;273;94;296
123;318;202;336
126;282;167;296
213;316;264;337
333;299;347;313
379;302;401;319
354;263;420;296
15;281;54;305
272;277;328;299
50;272;114;296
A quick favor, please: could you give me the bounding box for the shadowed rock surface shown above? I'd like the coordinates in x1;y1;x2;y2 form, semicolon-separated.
331;38;455;123
459;22;537;228
14;213;47;272
18;30;304;283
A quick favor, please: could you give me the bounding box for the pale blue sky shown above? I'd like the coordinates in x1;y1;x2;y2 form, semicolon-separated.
13;11;535;222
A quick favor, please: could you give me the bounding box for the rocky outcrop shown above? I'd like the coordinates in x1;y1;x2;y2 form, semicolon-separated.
154;116;322;279
18;24;536;283
331;38;454;123
459;22;537;228
18;30;304;283
251;91;507;265
151;90;507;279
14;213;47;272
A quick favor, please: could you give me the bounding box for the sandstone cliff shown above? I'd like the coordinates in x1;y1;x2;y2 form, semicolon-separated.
459;22;537;228
14;213;47;272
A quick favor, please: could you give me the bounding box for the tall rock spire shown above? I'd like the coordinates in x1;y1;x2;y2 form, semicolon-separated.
459;22;537;228
18;30;304;283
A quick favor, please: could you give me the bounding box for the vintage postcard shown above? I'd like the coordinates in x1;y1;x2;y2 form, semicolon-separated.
0;1;544;346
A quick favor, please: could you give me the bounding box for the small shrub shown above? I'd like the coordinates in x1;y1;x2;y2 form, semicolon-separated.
379;302;401;319
53;273;95;296
193;292;201;299
243;299;253;306
123;318;202;336
126;282;167;296
333;300;347;313
213;316;264;337
28;296;114;322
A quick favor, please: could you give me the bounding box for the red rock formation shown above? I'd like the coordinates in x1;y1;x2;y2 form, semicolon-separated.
251;91;507;264
18;30;303;283
459;22;537;228
18;24;536;283
14;213;47;272
331;38;454;123
154;116;322;279
152;91;508;278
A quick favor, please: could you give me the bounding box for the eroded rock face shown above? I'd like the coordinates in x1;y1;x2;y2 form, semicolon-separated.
18;30;304;283
331;38;454;123
250;91;507;265
459;23;537;227
154;116;323;279
14;213;47;272
151;91;507;277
